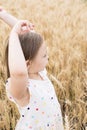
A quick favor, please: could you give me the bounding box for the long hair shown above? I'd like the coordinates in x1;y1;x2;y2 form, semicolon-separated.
4;32;43;78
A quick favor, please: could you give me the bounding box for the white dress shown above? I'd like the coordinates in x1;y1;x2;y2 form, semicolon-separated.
6;69;64;130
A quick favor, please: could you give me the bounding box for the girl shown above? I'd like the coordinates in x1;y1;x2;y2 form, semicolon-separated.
0;8;64;130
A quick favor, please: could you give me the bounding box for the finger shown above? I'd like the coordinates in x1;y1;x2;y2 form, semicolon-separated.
30;29;35;33
21;26;30;31
21;20;29;27
15;20;29;28
29;23;34;28
29;26;34;30
15;20;29;32
21;22;28;27
21;23;30;31
28;23;34;31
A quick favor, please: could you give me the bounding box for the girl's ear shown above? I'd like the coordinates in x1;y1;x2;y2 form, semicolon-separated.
26;60;32;68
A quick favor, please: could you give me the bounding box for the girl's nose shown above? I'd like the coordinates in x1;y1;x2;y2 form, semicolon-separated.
47;55;49;61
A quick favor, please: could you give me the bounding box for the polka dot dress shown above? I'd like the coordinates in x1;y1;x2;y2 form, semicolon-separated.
5;69;64;130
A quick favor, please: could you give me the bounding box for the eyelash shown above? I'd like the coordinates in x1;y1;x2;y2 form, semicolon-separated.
43;54;47;57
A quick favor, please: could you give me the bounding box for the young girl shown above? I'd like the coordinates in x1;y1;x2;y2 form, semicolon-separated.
0;8;64;130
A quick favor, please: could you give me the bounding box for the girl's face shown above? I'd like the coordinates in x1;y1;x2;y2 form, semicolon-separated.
28;43;49;73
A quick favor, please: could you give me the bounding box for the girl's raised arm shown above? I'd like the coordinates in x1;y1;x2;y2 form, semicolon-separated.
8;20;30;102
0;7;18;27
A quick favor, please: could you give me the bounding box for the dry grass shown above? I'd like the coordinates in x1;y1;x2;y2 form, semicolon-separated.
0;0;87;129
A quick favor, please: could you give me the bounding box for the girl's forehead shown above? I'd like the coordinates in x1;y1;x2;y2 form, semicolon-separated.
37;43;47;55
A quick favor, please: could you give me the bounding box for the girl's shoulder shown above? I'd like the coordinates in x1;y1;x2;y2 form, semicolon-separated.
5;68;48;103
39;68;47;76
38;68;48;81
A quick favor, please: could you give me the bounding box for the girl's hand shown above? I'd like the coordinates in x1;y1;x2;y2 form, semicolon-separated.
11;20;34;35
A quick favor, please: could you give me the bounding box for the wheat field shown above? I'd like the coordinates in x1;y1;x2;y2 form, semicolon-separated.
0;0;87;130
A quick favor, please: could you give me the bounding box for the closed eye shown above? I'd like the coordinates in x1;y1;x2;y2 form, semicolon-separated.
43;54;47;57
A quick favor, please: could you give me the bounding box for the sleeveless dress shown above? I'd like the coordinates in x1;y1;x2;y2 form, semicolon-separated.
5;69;64;130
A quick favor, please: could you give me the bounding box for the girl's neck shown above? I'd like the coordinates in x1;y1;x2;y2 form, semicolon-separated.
28;72;38;74
28;72;43;80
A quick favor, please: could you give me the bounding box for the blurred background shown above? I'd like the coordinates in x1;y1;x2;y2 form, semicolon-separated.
0;0;87;129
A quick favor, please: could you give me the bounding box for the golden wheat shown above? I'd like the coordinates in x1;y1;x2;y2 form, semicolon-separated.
0;0;87;129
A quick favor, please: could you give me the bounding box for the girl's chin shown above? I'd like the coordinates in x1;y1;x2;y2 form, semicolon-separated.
38;68;45;72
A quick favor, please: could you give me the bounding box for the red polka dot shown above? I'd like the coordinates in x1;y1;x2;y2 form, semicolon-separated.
36;108;39;111
29;126;32;129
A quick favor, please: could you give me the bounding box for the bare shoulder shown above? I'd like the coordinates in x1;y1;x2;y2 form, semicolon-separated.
6;75;30;107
